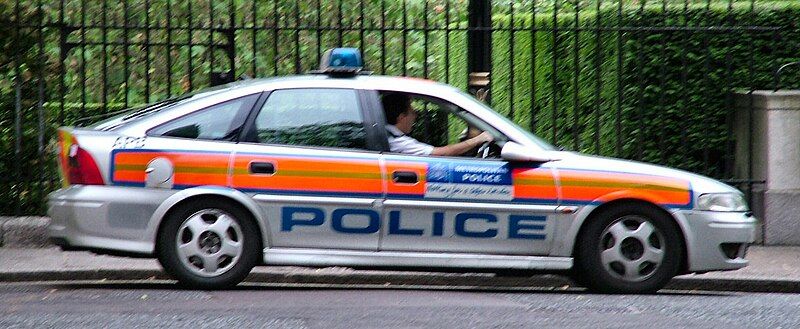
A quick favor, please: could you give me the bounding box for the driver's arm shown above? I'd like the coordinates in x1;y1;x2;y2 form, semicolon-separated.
430;131;494;156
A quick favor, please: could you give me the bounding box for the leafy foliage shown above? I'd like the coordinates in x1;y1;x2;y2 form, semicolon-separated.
2;0;800;214
488;1;800;178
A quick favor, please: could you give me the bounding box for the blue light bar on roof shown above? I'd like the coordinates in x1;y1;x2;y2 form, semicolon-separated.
319;48;363;74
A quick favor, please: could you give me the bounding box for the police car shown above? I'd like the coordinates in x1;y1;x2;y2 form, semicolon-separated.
48;48;756;293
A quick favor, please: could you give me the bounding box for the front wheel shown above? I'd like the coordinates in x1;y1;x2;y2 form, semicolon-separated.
573;204;683;293
157;199;260;289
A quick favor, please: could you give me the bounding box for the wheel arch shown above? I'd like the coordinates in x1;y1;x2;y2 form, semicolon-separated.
146;186;271;254
564;198;690;274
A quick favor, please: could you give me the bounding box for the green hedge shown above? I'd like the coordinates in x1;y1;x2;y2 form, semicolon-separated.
3;1;800;215
487;1;800;177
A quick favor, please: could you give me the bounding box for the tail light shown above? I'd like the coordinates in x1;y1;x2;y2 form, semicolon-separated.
58;129;105;186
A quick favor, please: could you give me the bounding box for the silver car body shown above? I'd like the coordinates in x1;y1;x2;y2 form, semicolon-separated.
48;75;756;274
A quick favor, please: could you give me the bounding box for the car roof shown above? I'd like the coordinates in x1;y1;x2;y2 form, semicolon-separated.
89;74;458;131
207;74;459;97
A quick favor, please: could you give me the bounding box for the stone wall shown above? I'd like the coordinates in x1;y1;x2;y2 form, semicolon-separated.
735;90;800;245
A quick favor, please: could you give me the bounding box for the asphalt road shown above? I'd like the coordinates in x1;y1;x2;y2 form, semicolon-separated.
2;281;800;328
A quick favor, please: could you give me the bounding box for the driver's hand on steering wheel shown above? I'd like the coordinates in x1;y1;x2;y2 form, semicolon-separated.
475;131;494;144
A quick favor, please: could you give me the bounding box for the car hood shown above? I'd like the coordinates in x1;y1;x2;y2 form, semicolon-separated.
543;151;740;195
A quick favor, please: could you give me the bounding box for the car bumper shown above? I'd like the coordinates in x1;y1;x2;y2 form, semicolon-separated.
47;185;175;255
677;210;758;273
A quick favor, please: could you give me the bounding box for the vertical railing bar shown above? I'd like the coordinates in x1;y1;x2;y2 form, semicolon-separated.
380;0;386;74
294;0;301;74
317;0;322;63
423;0;429;79
402;0;407;76
233;0;239;30
634;0;645;160
272;0;278;76
317;0;322;65
359;0;365;65
208;0;214;83
529;0;537;132
337;0;343;46
187;0;193;89
749;0;757;240
166;0;172;97
747;27;759;238
701;0;711;174
509;0;515;120
722;1;735;178
614;0;623;157
551;0;559;144
13;0;22;215
657;0;668;165
80;0;86;118
444;0;450;84
593;0;602;154
423;3;432;143
37;0;47;207
144;0;151;102
679;0;690;165
228;0;235;79
572;0;581;151
123;0;130;106
251;0;257;76
102;0;108;111
59;0;66;125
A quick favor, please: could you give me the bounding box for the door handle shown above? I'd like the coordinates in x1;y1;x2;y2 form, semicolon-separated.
249;162;275;174
392;171;418;184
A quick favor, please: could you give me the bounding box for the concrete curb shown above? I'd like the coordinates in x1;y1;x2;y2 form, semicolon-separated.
2;268;799;293
666;277;800;293
0;217;50;248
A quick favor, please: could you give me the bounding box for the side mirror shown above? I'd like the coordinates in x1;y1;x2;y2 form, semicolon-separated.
500;141;558;162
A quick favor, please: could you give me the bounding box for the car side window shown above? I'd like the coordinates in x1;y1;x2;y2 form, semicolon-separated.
252;88;367;149
381;91;504;158
148;94;259;140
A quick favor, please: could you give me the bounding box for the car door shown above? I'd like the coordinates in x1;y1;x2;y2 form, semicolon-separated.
230;88;384;251
108;92;261;238
372;91;559;255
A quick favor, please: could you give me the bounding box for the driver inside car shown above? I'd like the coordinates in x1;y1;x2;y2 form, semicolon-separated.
382;92;493;156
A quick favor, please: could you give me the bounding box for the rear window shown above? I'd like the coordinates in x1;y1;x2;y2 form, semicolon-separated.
85;83;240;130
147;94;260;141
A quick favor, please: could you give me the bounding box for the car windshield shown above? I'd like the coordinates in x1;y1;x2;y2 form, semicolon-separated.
455;89;556;151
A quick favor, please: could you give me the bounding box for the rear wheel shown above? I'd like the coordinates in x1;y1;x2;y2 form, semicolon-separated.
573;203;683;293
157;199;260;289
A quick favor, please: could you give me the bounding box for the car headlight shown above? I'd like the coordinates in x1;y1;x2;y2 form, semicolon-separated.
696;193;748;212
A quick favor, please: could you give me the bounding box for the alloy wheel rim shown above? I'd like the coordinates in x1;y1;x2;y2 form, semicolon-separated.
598;215;665;283
175;209;244;278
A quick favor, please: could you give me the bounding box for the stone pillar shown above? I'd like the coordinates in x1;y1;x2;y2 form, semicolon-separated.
734;90;800;245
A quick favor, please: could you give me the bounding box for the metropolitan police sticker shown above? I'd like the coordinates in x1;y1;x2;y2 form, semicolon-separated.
424;161;513;201
427;163;450;182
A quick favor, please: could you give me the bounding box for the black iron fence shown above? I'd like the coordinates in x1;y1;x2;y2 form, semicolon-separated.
3;0;799;215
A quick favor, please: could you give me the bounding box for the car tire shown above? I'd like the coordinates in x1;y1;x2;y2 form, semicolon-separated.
573;203;683;294
157;198;261;289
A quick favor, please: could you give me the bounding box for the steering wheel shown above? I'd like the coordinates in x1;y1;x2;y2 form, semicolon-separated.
461;126;500;158
476;141;492;158
476;140;503;159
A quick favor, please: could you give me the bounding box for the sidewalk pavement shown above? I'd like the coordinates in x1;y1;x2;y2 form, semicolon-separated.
2;217;800;292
